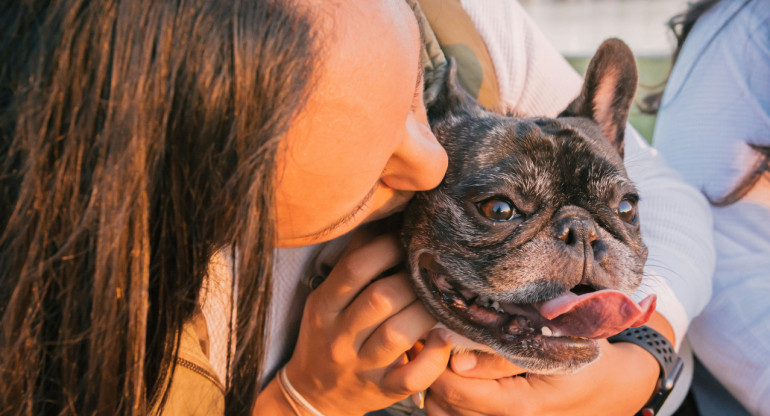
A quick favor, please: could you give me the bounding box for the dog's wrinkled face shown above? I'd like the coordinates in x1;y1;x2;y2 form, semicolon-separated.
403;40;654;374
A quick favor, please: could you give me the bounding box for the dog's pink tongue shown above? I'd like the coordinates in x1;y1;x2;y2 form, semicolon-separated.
535;291;656;339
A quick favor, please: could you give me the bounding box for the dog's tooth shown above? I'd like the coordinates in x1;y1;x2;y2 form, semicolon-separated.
541;326;553;337
491;300;500;310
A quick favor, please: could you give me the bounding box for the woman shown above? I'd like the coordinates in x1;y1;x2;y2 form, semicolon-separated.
653;0;770;414
1;0;335;413
1;0;714;415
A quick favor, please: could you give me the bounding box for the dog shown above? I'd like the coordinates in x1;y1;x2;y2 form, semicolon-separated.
402;39;656;375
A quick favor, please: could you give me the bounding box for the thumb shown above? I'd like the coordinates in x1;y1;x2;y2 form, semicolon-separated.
450;351;527;379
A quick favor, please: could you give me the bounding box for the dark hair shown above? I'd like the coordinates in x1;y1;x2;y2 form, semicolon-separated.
0;0;317;414
709;143;770;207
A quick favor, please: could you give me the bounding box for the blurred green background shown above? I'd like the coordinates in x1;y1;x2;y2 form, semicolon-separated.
518;0;686;144
567;57;671;143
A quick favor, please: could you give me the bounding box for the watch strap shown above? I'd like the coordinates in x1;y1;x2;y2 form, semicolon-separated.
608;326;684;416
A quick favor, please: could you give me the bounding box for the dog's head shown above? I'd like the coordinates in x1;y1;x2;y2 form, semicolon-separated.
403;39;654;374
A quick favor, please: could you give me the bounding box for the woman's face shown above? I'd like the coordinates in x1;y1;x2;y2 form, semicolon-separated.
275;0;448;248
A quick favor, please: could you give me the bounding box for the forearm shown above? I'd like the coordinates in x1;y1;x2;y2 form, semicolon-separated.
591;311;675;415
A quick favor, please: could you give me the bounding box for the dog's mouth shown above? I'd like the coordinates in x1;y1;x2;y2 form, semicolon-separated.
417;253;656;368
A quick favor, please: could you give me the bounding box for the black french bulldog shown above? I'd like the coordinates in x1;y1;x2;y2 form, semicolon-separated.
402;39;656;375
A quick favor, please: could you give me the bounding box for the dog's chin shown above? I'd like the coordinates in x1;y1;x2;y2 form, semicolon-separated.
414;252;601;374
437;326;599;375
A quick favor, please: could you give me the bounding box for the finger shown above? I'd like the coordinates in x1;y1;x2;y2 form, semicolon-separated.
342;272;417;348
450;351;527;379
382;329;452;395
424;396;452;416
340;224;381;256
358;300;438;361
311;233;403;313
358;300;438;362
425;395;487;416
429;368;531;415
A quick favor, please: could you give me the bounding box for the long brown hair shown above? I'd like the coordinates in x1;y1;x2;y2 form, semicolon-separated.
0;0;317;414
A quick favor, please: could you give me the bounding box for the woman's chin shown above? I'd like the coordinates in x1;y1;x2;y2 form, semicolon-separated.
276;189;414;248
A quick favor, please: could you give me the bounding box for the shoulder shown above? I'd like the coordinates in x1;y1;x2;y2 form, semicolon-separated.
654;0;770;194
153;316;225;416
662;0;770;108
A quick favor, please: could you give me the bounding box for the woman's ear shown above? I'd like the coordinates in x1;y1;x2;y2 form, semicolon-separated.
427;57;484;125
559;39;638;159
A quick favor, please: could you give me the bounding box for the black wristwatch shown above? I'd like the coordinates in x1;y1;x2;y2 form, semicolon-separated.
608;326;684;416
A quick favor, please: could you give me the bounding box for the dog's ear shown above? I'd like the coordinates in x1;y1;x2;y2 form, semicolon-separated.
427;57;483;124
560;39;638;158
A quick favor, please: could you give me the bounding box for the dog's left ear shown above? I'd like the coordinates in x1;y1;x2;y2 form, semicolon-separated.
427;57;484;125
560;39;638;159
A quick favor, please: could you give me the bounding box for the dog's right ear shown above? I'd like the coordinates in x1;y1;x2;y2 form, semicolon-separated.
427;57;484;124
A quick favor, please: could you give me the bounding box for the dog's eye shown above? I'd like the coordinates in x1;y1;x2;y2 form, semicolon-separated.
616;199;637;223
477;198;518;221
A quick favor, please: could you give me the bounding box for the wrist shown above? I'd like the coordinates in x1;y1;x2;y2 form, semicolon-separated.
608;320;683;416
644;312;676;346
253;377;311;416
605;339;661;411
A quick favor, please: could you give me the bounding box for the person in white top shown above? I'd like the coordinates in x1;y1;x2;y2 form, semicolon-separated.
653;0;770;414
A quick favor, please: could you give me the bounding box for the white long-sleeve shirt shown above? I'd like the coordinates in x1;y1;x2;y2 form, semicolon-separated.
653;1;770;414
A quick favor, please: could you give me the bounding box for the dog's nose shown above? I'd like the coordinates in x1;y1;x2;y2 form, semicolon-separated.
554;218;598;247
555;219;608;264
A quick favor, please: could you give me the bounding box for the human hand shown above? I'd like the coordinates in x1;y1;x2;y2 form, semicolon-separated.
284;229;452;415
425;339;660;416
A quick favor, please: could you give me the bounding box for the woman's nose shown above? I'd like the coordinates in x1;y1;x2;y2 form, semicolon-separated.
380;116;448;191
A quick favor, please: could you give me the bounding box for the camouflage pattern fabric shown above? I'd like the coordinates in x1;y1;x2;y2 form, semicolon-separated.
406;0;501;112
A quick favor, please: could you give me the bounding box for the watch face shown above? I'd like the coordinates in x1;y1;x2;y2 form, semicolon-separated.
665;356;685;391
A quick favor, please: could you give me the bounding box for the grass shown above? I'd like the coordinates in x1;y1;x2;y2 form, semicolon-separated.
567;56;672;143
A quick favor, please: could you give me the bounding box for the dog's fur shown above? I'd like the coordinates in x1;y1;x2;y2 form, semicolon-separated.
402;39;647;374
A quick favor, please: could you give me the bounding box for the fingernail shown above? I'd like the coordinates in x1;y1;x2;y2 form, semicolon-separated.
451;353;477;373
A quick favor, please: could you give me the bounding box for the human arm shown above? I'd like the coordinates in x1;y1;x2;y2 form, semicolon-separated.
252;230;452;415
653;1;770;413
